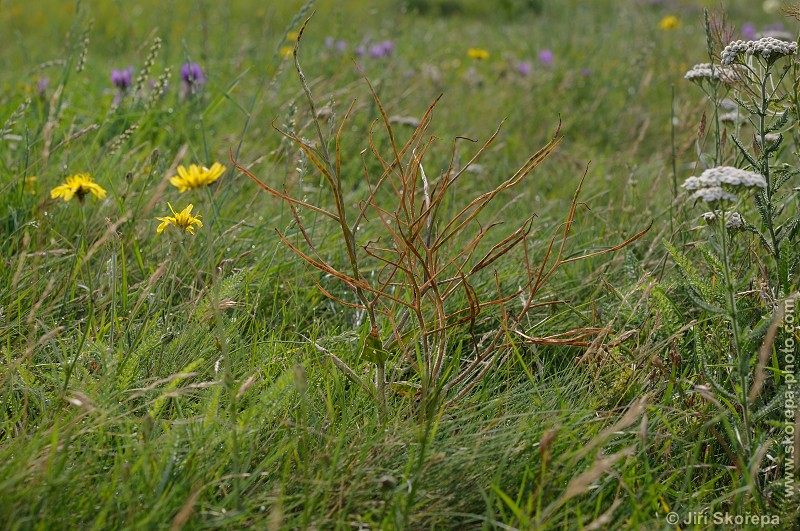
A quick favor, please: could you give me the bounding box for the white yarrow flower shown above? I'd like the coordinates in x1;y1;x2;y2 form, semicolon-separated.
756;132;782;147
683;166;767;191
719;111;746;124
691;186;739;203
681;176;704;191
725;212;744;231
702;211;718;224
684;63;741;84
682;166;765;204
721;37;797;65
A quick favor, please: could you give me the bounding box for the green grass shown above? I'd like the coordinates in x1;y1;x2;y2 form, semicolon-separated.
1;0;798;529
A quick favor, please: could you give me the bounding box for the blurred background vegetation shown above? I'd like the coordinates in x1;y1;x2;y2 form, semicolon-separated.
1;0;797;528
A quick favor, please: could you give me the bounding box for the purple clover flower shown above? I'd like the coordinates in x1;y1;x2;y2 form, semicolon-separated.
538;50;554;67
517;61;533;76
741;22;757;40
325;36;335;48
111;66;134;90
355;45;367;56
380;40;394;55
180;63;206;87
370;44;385;58
336;40;347;52
369;40;395;58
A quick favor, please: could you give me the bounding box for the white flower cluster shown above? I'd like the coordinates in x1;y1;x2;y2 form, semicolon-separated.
719;111;746;125
717;99;746;124
683;167;766;189
690;187;739;203
684;63;740;84
756;132;782;146
682;166;766;203
721;37;797;65
725;212;744;231
701;210;745;231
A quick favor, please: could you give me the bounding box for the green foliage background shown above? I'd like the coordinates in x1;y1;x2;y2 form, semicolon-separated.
0;0;797;529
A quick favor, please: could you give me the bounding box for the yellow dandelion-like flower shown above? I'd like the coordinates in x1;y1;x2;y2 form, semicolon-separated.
156;203;203;235
659;16;680;30
280;46;294;59
286;31;299;42
168;162;226;192
50;173;107;202
467;48;490;60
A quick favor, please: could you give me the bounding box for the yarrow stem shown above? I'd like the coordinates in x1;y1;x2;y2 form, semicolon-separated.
757;73;781;275
717;208;750;448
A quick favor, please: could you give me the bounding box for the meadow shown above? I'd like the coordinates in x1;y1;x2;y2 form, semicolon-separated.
1;0;799;528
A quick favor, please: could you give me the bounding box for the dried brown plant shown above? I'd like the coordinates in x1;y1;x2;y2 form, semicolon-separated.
233;16;649;417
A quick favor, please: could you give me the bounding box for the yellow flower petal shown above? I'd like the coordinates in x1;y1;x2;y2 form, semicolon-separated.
467;48;490;60
168;162;227;192
49;173;106;202
659;16;680;30
155;203;203;235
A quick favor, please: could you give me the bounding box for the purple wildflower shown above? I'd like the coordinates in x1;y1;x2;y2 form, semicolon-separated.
741;22;757;40
538;49;554;67
517;61;532;75
36;76;49;97
580;68;592;77
180;63;206;87
324;36;347;53
355;45;367;56
368;40;395;58
111;66;134;90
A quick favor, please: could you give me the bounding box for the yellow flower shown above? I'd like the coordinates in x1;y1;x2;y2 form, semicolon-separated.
467;48;490;60
23;175;37;194
156;203;203;235
286;31;299;42
659;16;680;30
50;173;107;202
168;162;226;192
280;46;294;59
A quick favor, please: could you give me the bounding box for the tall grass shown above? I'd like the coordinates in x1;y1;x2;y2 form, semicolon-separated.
1;0;798;529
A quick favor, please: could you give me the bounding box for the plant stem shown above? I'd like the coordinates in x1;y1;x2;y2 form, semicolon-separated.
719;209;750;449
758;71;782;284
376;361;386;418
291;20;386;414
